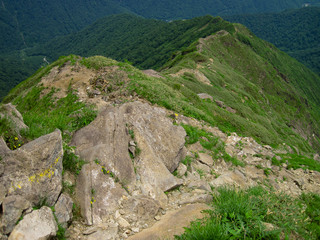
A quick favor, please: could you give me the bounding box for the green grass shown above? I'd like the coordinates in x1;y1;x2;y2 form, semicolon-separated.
13;86;96;142
176;186;320;240
277;153;320;172
181;124;245;167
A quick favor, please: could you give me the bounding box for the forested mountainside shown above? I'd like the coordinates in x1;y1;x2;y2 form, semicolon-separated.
1;0;319;53
0;0;130;53
226;7;320;74
119;0;320;19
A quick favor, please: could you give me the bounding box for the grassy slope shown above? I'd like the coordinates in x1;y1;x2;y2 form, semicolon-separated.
2;19;320;156
225;7;320;73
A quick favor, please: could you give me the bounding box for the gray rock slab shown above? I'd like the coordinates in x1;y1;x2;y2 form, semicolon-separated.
0;130;63;206
8;206;57;240
76;163;127;225
55;193;73;228
0;196;31;234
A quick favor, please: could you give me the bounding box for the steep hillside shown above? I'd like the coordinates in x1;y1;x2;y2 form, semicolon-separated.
225;6;320;73
0;14;235;99
1;54;320;239
119;0;320;19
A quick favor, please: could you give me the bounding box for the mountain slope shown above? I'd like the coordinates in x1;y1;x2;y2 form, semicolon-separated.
3;19;320;154
0;0;131;53
119;0;320;19
225;6;320;73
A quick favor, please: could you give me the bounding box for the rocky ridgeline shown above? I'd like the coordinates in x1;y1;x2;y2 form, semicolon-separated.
1;100;320;240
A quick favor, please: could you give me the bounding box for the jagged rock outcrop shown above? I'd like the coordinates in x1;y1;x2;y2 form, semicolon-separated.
0;130;63;205
71;105;136;188
8;206;58;240
0;130;63;236
72;101;186;209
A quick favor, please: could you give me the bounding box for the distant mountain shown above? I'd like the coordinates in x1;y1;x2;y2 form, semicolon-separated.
225;6;320;73
119;0;320;19
0;0;131;53
2;0;320;54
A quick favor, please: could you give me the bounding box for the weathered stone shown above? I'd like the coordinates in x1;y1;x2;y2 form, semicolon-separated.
0;104;28;132
187;180;211;192
127;203;210;240
178;192;213;205
192;161;211;174
71;105;136;188
0;137;10;157
210;170;249;188
122;195;160;222
125;102;186;172
241;166;265;182
197;93;213;101
215;100;226;108
0;183;6;205
76;163;127;225
0;130;63;206
9;206;57;240
118;217;130;228
226;106;237;114
55;193;73;228
198;153;214;167
0;196;31;234
187;142;203;153
176;163;187;177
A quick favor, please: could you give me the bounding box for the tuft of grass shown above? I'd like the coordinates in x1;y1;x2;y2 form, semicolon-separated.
176;186;320;240
279;153;320;172
63;145;87;176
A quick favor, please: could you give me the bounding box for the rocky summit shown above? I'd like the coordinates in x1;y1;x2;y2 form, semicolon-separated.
0;18;320;239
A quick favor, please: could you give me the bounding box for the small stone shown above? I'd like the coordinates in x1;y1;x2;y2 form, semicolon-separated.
176;163;187;177
129;141;136;147
118;217;130;228
119;209;125;215
131;227;140;233
115;210;121;219
129;146;136;156
154;215;161;221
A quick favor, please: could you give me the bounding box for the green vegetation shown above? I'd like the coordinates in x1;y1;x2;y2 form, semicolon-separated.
272;153;320;172
63;145;87;176
181;124;244;166
226;7;320;73
176;186;320;239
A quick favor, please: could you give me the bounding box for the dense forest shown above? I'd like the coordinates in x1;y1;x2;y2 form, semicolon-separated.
0;0;130;53
226;7;320;73
119;0;320;19
1;0;319;53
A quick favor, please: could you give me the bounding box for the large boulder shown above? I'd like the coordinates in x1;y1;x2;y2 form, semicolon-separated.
72;101;186;206
0;130;63;206
8;206;58;240
71;105;136;188
76;163;127;225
